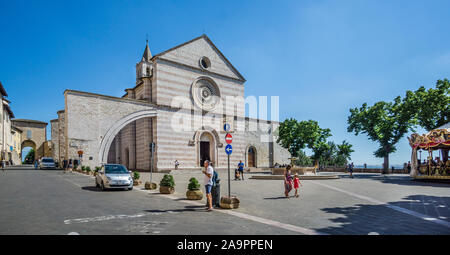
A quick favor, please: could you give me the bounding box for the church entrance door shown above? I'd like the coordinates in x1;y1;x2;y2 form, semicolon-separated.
200;141;210;166
248;147;256;167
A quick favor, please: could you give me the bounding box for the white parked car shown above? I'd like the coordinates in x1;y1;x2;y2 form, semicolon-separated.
95;164;133;191
39;157;56;169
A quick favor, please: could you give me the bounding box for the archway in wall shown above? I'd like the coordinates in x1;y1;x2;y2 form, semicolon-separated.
21;140;36;164
197;131;217;167
99;110;157;171
247;146;257;168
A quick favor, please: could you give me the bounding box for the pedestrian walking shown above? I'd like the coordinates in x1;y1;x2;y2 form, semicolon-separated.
174;160;179;170
237;160;244;180
293;173;302;198
1;160;4;172
68;159;73;171
202;160;214;211
63;159;68;171
284;165;293;198
34;160;39;170
407;161;411;174
349;162;354;178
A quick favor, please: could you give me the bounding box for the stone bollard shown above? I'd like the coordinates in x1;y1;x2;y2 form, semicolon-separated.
144;181;157;190
219;196;240;209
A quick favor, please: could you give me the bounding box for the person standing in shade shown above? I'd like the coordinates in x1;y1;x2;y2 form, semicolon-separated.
68;159;73;171
237;160;245;180
202;160;214;211
349;162;354;178
407;161;411;174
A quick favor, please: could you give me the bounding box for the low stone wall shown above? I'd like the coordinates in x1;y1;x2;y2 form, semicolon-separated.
272;167;316;175
321;167;409;174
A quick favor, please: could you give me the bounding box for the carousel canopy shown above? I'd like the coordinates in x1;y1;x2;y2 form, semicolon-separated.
408;126;450;150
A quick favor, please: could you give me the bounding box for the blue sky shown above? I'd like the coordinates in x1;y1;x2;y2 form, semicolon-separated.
1;0;449;165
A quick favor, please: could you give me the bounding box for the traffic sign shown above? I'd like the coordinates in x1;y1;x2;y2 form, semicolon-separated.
225;144;233;155
225;133;232;144
224;123;231;132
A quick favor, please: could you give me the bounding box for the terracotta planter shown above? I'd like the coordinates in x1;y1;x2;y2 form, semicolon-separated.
186;189;203;200
159;186;174;194
133;180;141;186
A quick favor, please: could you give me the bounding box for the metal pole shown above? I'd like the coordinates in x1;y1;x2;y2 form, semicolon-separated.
150;143;154;184
228;154;230;198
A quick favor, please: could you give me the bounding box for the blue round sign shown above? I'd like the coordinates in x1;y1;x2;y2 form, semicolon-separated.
225;144;233;155
224;123;231;132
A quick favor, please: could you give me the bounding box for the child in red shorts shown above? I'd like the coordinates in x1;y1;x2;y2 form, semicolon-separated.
293;173;302;198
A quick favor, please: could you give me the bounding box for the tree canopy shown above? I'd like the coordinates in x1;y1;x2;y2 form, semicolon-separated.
412;78;450;131
347;78;449;173
277;119;331;158
277;119;353;167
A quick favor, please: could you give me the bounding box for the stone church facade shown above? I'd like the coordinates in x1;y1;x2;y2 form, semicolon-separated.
51;35;290;171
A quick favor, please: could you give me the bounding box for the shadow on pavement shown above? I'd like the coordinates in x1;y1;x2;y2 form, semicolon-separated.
336;173;450;187
143;207;205;213
81;186;130;192
316;194;450;235
263;196;289;200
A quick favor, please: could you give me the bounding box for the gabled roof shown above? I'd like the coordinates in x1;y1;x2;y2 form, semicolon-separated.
4;104;14;118
12;126;22;133
0;81;8;97
153;34;246;82
11;119;47;125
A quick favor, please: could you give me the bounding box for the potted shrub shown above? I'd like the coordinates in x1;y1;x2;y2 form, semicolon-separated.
81;165;86;173
159;174;175;194
133;171;141;186
186;177;203;200
94;166;101;176
86;166;92;175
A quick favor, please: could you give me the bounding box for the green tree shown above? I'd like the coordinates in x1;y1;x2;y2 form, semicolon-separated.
295;150;313;166
335;140;354;166
347;94;417;173
277;119;331;158
23;148;35;164
311;141;337;167
412;79;450;131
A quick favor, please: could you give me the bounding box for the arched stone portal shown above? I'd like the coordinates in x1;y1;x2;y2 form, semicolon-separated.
21;140;36;164
246;145;257;167
98;110;157;165
192;129;222;167
12;119;48;162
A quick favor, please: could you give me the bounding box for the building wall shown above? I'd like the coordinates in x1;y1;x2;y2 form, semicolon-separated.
57;111;66;162
64;91;156;169
50;119;59;162
11;128;21;164
11;120;47;160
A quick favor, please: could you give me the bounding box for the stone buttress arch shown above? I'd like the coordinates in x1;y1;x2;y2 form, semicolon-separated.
99;110;157;164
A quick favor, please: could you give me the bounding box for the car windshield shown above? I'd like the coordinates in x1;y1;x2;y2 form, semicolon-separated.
104;165;128;174
42;159;54;163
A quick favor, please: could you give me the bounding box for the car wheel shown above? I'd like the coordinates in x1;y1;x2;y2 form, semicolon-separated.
128;187;133;191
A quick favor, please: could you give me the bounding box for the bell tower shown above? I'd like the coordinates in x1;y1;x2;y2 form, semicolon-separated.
135;40;153;101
